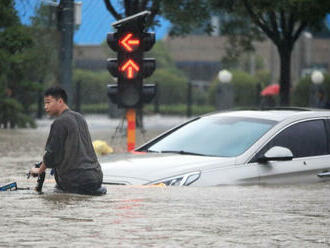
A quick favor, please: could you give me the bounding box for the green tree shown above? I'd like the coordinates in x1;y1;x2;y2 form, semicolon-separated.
210;0;330;106
27;3;61;118
0;1;58;128
103;0;330;107
29;2;59;84
103;0;211;33
0;0;36;128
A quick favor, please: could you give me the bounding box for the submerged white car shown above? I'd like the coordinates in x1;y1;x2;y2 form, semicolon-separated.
101;109;330;186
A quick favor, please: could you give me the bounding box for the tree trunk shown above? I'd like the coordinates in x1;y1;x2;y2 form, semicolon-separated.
278;45;292;106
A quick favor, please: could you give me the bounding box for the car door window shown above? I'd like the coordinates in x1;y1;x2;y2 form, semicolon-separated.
326;119;330;154
252;119;328;161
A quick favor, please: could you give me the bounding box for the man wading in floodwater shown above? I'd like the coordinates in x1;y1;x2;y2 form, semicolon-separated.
30;86;106;195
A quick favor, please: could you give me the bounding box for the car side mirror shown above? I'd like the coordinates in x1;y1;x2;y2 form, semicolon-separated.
257;146;293;163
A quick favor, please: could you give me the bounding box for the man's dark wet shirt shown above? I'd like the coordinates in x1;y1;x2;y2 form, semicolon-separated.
43;109;103;192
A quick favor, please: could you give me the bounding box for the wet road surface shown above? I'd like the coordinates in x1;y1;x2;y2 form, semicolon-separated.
1;115;330;247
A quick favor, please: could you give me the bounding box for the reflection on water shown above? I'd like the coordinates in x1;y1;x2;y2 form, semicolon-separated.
1;126;330;247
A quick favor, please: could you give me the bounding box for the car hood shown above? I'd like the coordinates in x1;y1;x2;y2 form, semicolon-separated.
100;152;236;184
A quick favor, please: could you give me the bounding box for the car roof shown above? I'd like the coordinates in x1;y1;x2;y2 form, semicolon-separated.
203;108;330;122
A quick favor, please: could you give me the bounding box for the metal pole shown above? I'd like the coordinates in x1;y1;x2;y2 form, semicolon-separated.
187;81;192;117
126;109;136;152
256;83;261;107
154;83;159;114
58;0;74;106
37;88;43;119
75;80;81;113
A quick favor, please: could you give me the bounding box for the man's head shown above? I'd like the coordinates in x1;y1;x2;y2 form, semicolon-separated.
44;86;68;116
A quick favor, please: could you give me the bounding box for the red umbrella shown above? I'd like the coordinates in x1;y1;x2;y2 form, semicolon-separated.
261;84;280;96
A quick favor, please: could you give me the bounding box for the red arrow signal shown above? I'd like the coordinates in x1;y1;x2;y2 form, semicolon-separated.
120;59;140;79
120;33;140;52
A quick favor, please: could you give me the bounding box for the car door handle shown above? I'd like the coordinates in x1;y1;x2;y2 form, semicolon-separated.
317;171;330;178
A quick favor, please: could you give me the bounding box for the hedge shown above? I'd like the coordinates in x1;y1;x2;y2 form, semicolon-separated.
292;73;330;107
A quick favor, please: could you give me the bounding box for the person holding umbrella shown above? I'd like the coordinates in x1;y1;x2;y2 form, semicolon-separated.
260;84;280;108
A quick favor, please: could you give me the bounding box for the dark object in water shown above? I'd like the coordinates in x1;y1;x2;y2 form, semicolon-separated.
0;182;17;191
27;162;46;193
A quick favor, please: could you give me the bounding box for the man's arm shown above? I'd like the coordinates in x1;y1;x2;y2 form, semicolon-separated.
43;120;67;169
29;162;47;176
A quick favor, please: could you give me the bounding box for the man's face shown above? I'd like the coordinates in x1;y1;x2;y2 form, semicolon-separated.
44;96;62;116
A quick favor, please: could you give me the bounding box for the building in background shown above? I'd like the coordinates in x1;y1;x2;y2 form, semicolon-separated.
16;1;329;86
73;13;330;87
73;34;329;86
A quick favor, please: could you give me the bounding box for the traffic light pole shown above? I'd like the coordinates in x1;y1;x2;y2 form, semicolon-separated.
58;0;74;106
126;108;136;151
106;11;156;152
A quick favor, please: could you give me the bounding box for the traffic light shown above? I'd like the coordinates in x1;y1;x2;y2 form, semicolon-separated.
106;11;156;108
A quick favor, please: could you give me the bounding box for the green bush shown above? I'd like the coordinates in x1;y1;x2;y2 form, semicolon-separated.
0;97;36;128
232;70;260;106
145;41;189;105
255;70;271;87
192;87;209;105
73;41;189;107
73;69;113;105
146;68;188;105
81;103;109;114
146;41;176;70
209;70;260;107
74;103;215;116
291;77;312;106
292;73;330;107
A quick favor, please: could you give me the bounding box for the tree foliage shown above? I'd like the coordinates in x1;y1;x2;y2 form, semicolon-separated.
210;0;330;105
0;1;58;128
103;0;330;106
0;0;37;128
103;0;212;34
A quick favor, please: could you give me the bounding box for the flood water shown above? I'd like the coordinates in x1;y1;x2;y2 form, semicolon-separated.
1;115;330;247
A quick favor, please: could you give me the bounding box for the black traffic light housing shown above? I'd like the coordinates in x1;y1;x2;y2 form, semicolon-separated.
106;11;156;108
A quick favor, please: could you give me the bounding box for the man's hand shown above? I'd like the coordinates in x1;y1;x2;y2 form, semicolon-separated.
29;167;40;177
28;162;46;179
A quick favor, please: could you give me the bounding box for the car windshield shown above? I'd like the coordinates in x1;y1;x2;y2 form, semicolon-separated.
146;116;277;157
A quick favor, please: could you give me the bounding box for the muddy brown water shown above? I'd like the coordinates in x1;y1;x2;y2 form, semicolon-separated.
1;115;330;247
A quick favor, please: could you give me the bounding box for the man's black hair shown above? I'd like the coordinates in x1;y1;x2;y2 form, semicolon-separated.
44;86;68;104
